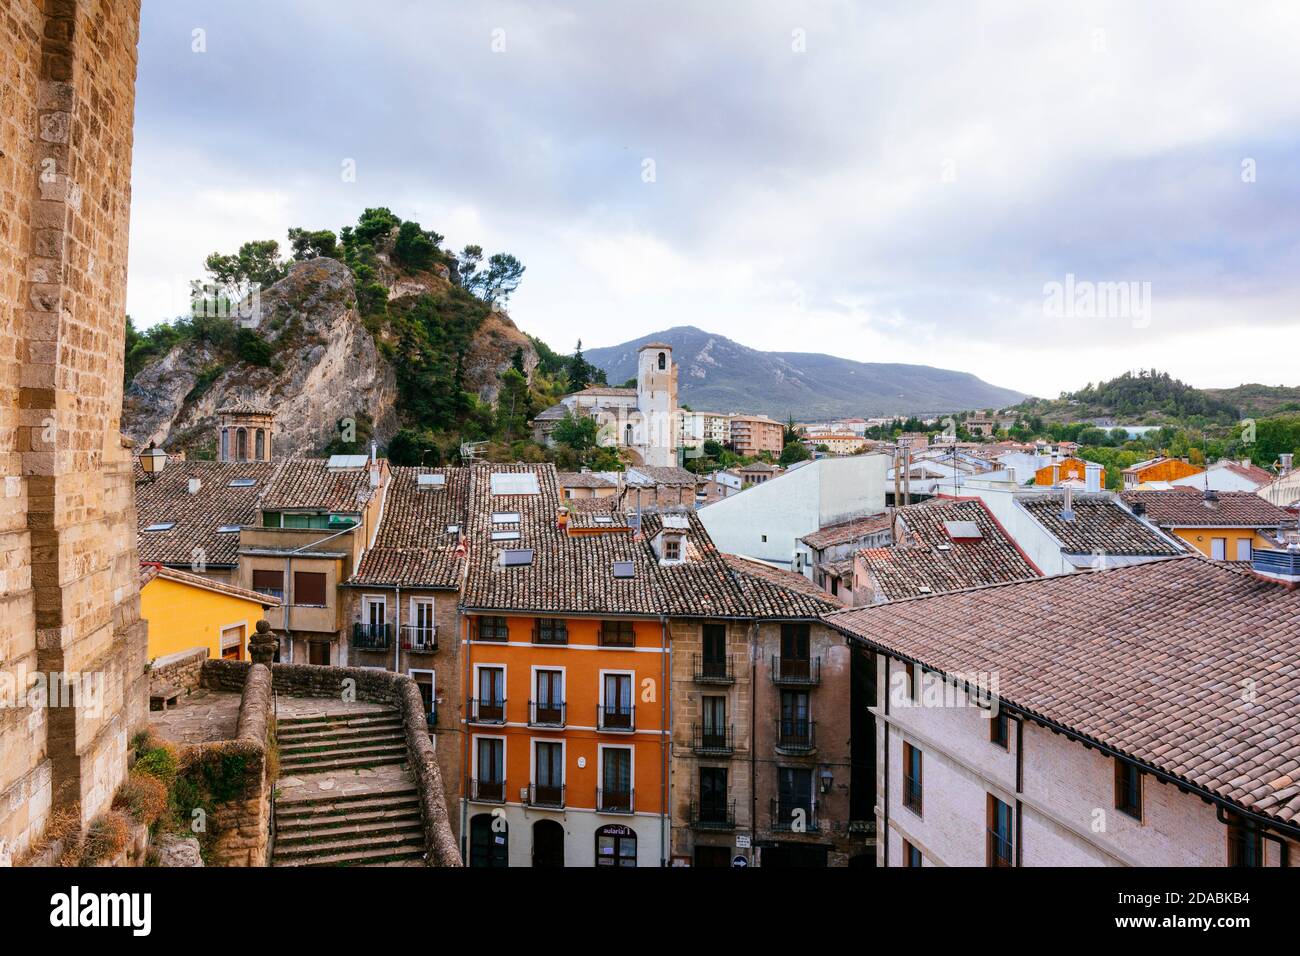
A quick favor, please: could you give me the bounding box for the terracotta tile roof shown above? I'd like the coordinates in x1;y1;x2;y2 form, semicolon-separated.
134;460;277;567
557;471;617;489
627;465;699;487
140;562;280;605
533;403;569;421
570;386;636;398
215;401;274;416
1220;461;1275;485
858;498;1040;601
1122;489;1296;529
348;467;469;589
460;464;836;619
801;513;892;550
261;457;377;513
1018;493;1184;556
824;556;1300;825
721;554;844;616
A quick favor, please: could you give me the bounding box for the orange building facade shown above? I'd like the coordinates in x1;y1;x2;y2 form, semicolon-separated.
461;612;670;867
1122;457;1203;488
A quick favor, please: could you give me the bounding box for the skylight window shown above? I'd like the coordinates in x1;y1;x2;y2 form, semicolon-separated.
942;520;983;540
490;473;540;496
143;522;175;532
491;530;521;542
447;524;460;534
593;515;614;525
416;474;446;489
500;549;534;567
492;511;521;524
228;478;256;488
612;561;635;579
217;525;240;533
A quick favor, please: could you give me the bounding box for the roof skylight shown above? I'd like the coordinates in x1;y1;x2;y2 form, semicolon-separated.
143;522;175;532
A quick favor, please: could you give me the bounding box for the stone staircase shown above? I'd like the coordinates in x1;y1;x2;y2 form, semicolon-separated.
272;707;426;866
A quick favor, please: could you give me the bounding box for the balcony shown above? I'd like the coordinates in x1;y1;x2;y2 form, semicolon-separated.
400;625;437;653
352;622;392;651
771;798;819;833
467;697;506;725
598;702;635;733
532;623;568;646
528;783;565;809
690;799;737;831
692;723;734;756
771;655;821;686
597;787;634;814
775;718;816;754
693;653;735;684
528;699;566;728
598;624;635;648
470;778;505;804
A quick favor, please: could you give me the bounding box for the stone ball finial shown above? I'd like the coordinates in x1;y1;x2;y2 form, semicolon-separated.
249;619;278;665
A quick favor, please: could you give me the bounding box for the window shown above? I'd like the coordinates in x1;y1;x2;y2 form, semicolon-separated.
492;511;521;524
902;743;923;815
701;695;727;749
252;569;284;599
501;549;534;566
475;667;505;722
220;624;245;661
663;538;680;561
475;737;504;802
490;530;520;542
990;709;1009;749
657;351;666;370
600;747;633;812
904;661;920;702
611;561;635;579
601;672;633;730
702;623;726;667
600;620;635;647
1114;759;1142;819
699;767;729;823
410;670;435;725
255;429;265;460
293;571;327;606
778;690;810;747
595;823;637;866
1229;824;1263;867
781;622;810;662
228;478;257;488
534;618;567;645
408;598;436;649
220;428;229;461
776;767;814;829
142;522;175;532
533;741;564;806
216;524;240;533
446;523;460;535
533;669;564;726
904;840;922;867
235;428;247;461
477;616;509;641
987;795;1014;867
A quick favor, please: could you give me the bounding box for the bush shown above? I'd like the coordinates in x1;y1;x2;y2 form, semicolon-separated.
114;771;169;829
80;810;132;865
134;745;179;789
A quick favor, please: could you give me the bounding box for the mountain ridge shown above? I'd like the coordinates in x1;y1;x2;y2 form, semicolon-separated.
584;326;1027;419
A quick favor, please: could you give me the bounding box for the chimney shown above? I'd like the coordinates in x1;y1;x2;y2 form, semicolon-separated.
557;507;569;531
1060;485;1075;522
187;477;202;495
1084;462;1103;493
1052;464;1060;487
1280;453;1294;476
369;440;381;488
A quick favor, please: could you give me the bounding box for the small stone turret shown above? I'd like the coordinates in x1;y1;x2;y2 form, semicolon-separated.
218;402;275;462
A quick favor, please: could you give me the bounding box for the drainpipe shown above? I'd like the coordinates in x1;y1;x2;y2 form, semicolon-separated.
660;615;668;867
749;619;758;864
394;585;401;674
460;613;472;861
1014;712;1024;867
1214;805;1291;866
880;652;890;867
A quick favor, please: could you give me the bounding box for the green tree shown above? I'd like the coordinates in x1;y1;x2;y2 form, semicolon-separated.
203;239;287;303
779;441;811;466
393;220;442;271
495;367;532;444
552;410;598;451
286;228;339;260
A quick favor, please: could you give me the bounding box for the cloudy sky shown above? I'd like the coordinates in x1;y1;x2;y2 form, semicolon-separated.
126;0;1300;399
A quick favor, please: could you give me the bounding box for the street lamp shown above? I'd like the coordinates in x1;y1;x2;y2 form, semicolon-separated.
139;441;168;481
818;766;834;794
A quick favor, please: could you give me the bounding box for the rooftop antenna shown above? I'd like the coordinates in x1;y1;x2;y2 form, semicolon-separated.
460;440;489;464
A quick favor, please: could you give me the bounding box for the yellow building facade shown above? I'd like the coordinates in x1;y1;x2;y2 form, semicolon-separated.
140;565;280;662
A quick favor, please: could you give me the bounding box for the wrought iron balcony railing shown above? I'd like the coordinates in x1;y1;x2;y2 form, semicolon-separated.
597;787;634;814
352;622;392;651
598;702;635;732
693;653;735;684
690;799;737;830
400;625;437;652
775;717;816;753
471;778;505;804
528;699;566;728
692;723;735;755
987;828;1013;867
771;798;819;833
771;655;821;686
528;783;565;809
467;697;507;725
532;623;568;645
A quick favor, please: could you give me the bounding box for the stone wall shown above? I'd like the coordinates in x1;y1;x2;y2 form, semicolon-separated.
148;646;208;697
0;0;148;864
202;659;462;865
176;662;273;866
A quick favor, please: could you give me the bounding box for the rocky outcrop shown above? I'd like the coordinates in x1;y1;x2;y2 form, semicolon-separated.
123;254;538;456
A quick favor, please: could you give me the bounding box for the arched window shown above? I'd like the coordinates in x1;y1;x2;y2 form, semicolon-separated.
255;428;265;460
595;823;637;867
220;428;229;461
235;428;247;461
624;423;634;446
657;351;666;370
469;813;508;868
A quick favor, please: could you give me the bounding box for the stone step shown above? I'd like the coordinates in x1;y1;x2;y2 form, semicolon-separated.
279;730;406;755
281;741;407;764
278;717;404;737
276;786;420;813
277;713;403;734
278;751;409;774
276;814;423;845
273;842;427;867
277;805;421;834
272;829;425;865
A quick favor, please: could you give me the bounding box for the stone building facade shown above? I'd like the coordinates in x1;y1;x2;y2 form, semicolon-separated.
0;0;148;862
